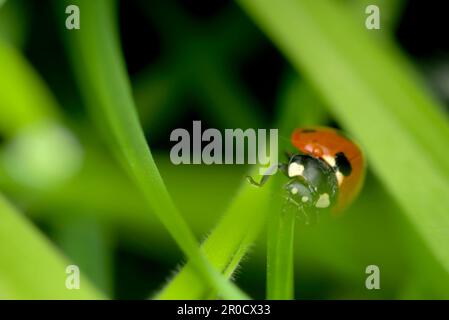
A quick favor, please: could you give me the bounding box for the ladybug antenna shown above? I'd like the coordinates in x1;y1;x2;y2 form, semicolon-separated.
278;134;291;145
285;150;294;159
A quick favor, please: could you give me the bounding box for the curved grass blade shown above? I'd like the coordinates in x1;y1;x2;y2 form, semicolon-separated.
157;173;271;299
60;0;247;299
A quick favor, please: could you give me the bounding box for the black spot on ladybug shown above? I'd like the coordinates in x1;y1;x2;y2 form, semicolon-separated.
335;152;352;176
301;129;316;133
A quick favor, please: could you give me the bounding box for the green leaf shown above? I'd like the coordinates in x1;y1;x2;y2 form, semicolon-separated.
0;193;104;299
60;0;247;299
239;0;449;276
157;171;271;299
0;39;59;136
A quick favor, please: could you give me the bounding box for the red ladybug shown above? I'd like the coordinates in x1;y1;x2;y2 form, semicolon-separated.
248;127;365;218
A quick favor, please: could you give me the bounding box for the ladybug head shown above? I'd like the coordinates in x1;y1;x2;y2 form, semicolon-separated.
283;154;339;211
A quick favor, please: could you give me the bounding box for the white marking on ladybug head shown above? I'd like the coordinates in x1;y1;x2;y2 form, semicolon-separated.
288;162;304;177
290;187;298;195
322;155;336;167
301;196;308;203
336;171;344;185
315;193;330;208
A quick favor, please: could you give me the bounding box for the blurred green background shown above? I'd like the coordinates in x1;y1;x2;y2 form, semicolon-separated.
0;0;449;299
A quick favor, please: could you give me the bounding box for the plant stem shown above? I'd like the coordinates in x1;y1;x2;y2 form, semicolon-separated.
266;176;296;300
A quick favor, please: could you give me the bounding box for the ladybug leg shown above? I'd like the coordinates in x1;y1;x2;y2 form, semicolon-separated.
246;163;288;187
306;208;319;225
295;204;319;226
278;163;288;176
246;175;269;187
301;207;312;225
284;196;311;225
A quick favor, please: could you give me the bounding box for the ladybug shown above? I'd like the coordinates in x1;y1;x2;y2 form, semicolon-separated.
247;127;365;220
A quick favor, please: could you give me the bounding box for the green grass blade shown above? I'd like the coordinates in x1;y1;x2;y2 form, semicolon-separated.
266;177;296;300
0;38;59;136
239;0;449;275
156;170;271;299
0;193;104;299
60;0;247;299
54;217;113;295
265;77;328;300
347;0;405;34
